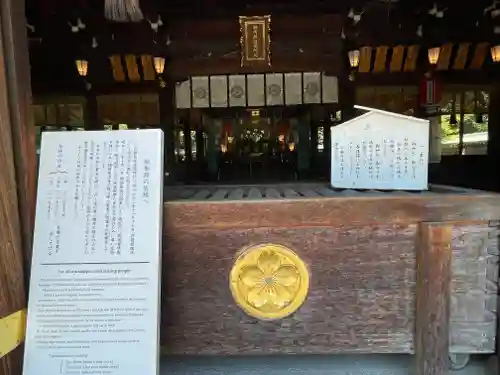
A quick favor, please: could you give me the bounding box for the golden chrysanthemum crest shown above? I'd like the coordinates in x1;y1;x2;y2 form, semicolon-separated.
229;244;309;320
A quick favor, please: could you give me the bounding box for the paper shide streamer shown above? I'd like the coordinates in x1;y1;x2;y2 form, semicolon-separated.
104;0;144;22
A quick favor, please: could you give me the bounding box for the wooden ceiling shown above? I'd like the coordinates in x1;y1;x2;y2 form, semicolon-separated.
26;0;500;93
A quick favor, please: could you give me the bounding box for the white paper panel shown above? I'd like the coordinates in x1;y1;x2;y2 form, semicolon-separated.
284;73;302;105
229;75;246;107
303;72;321;104
331;108;429;190
210;75;228;107
321;74;339;103
266;73;284;106
191;76;210;108
24;130;164;375
247;74;265;107
175;79;191;108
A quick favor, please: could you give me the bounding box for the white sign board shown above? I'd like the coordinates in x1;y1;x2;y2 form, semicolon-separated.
331;106;429;190
23;130;164;375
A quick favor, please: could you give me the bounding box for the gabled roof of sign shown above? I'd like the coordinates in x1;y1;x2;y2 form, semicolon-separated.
334;105;429;129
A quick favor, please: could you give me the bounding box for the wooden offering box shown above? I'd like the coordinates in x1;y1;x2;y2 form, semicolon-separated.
162;183;499;373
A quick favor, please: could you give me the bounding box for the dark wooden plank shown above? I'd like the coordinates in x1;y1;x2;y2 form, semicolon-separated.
0;0;32;372
486;356;498;375
1;0;36;267
488;224;500;365
416;222;452;375
170;14;340;40
171;55;341;78
165;194;500;229
449;224;498;353
161;224;416;354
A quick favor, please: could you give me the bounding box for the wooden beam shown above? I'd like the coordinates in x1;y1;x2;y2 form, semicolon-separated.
158;3;347;19
389;45;405;73
170;14;341;40
1;0;37;264
373;46;388;73
0;0;34;372
170;55;341;78
436;43;453;71
0;50;25;375
415;222;452;375
470;42;489;70
169;38;338;59
358;47;372;73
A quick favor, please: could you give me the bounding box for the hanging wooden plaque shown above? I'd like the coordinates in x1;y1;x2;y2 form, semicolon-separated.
239;15;271;67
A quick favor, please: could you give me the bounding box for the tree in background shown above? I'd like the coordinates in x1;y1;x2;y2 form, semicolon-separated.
440;114;488;141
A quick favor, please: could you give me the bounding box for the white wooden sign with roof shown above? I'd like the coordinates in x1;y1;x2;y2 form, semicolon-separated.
330;105;430;191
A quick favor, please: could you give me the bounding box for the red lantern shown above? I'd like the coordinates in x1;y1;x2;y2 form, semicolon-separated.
419;75;442;107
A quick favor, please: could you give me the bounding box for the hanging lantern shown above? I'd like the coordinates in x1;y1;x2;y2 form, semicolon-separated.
491;45;500;63
153;56;165;74
428;47;440;65
75;59;88;77
348;49;360;68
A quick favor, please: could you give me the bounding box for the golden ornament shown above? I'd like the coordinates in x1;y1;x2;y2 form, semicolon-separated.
229;243;309;320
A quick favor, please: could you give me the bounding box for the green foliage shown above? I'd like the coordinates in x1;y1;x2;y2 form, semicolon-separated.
440;114;488;141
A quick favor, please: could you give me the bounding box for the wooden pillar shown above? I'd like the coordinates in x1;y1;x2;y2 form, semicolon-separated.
487;84;500;191
296;113;311;179
0;0;36;373
310;118;318;176
415;223;452;375
1;0;36;260
196;127;204;163
340;81;356;122
85;93;100;130
183;118;192;162
159;81;176;183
